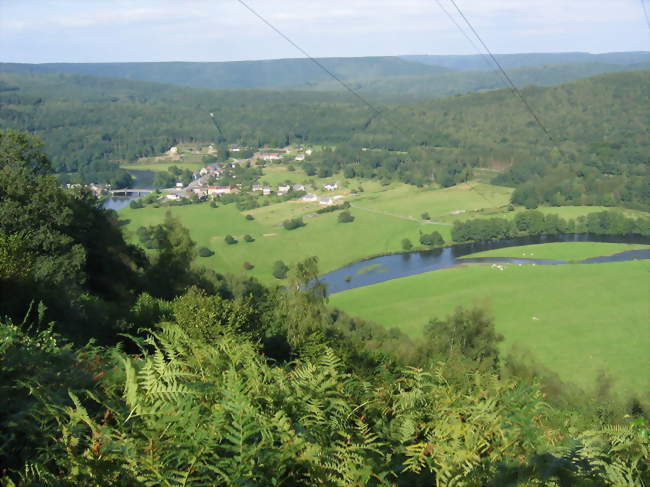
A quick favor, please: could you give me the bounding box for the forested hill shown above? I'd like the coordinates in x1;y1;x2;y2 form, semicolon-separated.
0;56;448;91
302;61;650;97
1;69;648;208
1;51;648;96
401;50;650;71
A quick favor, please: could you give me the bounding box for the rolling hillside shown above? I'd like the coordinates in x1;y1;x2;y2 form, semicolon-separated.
1;51;648;97
0;57;448;91
401;51;650;71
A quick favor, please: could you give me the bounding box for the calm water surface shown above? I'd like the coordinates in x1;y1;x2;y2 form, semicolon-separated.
320;234;650;294
102;170;155;211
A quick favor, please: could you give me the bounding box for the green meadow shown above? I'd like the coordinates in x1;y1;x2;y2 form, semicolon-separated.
464;241;650;261
120;160;205;173
330;257;650;394
121;180;648;283
119;181;519;282
121;199;432;282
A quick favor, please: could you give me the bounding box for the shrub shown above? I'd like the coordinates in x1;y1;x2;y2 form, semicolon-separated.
338;211;354;223
401;238;413;251
224;235;237;245
419;231;444;247
198;247;214;257
243;261;254;270
129;199;144;209
272;260;289;279
210;200;218;208
283;217;305;230
421;212;430;220
245;214;254;220
243;234;255;243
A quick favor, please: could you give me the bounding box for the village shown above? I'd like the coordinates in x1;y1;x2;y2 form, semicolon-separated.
111;143;348;207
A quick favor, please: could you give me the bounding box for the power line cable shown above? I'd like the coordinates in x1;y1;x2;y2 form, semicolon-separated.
432;0;493;71
236;0;382;117
641;0;650;32
446;0;561;149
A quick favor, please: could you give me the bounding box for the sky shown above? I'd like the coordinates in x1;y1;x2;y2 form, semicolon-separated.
1;0;648;63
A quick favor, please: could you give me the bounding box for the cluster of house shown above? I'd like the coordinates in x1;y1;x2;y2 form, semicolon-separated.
253;147;313;163
251;183;306;196
299;182;342;206
301;193;344;206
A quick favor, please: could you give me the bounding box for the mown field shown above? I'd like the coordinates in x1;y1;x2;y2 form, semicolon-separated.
120;180;649;283
330;250;650;395
464;241;650;261
121;180;507;282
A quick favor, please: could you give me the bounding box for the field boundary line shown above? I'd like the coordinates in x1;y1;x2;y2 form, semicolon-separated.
350;204;452;225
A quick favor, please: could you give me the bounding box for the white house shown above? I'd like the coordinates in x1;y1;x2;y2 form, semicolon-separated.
168;146;178;154
293;184;306;192
175;182;184;188
319;197;335;206
255;152;282;162
305;149;313;156
301;193;318;202
262;187;272;196
166;193;181;201
208;186;237;196
277;184;291;195
294;154;305;161
252;184;263;192
324;182;338;191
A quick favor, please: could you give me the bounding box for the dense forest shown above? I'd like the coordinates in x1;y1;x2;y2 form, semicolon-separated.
2;130;649;486
2;51;647;92
1;69;648;208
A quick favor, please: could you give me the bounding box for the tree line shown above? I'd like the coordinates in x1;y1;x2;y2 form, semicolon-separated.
451;209;650;243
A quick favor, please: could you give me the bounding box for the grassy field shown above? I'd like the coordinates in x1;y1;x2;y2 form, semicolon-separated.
330;258;650;395
440;205;650;223
121;180;648;283
120;181;517;282
464;241;650;261
351;182;513;221
121;199;434;281
120;160;205;173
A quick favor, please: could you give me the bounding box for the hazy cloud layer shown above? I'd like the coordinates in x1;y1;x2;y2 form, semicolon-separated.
1;0;648;62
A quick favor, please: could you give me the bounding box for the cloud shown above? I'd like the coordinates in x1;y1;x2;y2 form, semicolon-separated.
0;0;647;62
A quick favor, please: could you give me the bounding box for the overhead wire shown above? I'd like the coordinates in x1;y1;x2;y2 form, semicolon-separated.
236;0;382;118
432;0;493;71
445;0;561;150
641;0;650;33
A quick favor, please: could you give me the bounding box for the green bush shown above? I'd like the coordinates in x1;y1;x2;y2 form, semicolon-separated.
283;217;305;230
337;210;354;223
198;247;214;257
272;260;289;279
224;235;237;245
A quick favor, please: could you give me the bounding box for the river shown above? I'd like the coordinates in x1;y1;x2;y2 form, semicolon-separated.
320;234;650;294
102;169;155;211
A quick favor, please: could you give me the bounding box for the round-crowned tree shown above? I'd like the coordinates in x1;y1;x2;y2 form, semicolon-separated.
272;260;289;279
338;210;354;223
198;247;214;257
224;235;237;245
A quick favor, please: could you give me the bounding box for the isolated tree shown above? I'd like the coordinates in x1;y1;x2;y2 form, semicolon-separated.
272;260;289;279
337;210;354;223
224;235;237;245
